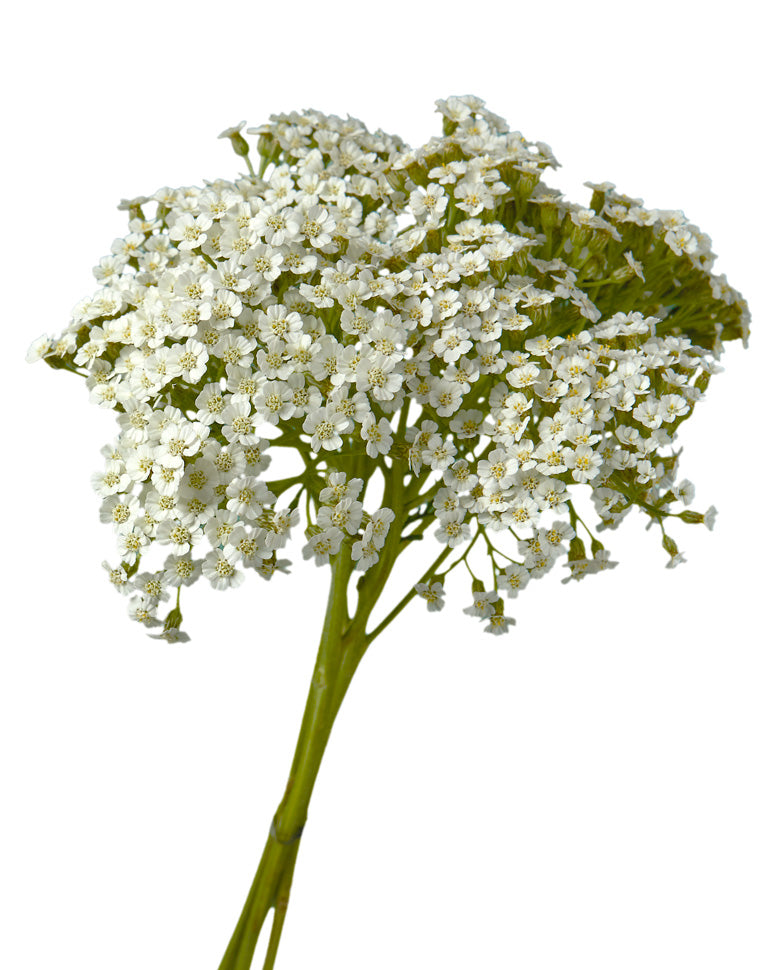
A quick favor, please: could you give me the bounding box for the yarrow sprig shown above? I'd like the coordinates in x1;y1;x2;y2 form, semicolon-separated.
28;95;749;967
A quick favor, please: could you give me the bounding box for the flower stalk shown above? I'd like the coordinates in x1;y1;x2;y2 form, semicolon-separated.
218;547;355;969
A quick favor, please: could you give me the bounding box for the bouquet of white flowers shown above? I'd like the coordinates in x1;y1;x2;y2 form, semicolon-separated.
28;94;749;968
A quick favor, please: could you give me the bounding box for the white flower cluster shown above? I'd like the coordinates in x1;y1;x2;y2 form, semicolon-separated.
30;95;749;640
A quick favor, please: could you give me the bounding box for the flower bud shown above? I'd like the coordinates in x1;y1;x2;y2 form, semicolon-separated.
588;188;607;214
678;510;705;524
218;122;250;158
230;134;250;158
163;606;183;632
568;536;586;562
662;533;679;557
695;371;711;395
515;170;541;203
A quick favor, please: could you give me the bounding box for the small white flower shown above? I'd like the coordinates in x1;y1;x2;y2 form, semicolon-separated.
415;581;445;611
91;461;131;497
253;381;295;425
351;536;380;571
221;398;257;444
26;334;53;362
103;561;129;593
360;413;393;458
409;184;448;222
428;379;464;417
659;393;690;422
255;205;302;247
664;226;698;256
363;508;395;549
483;613;516;636
434;509;470;548
665;550;687;569
202;546;245;590
454;178;493;216
99;494;140;533
225;477;275;517
674;479;696;505
127;594;163;628
156;520;200;556
478;448;519;492
31;95;744;646
319;472;363;505
562;444;603;483
302;528;345;565
299;205;336;249
423;438;457;471
463;590;499;619
170;213;213;251
303;407;350;452
172;339;209;383
496;564;531;598
355;354;403;402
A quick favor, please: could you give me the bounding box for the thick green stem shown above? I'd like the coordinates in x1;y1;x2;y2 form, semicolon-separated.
218;548;355;970
218;837;299;970
260;841;297;969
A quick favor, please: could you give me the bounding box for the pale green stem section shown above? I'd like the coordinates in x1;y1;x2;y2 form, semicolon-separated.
217;548;354;970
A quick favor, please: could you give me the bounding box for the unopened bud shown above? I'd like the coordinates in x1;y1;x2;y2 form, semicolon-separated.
662;534;679;557
695;371;711;395
568;537;586;562
218;122;250;158
540;203;559;237
164;607;183;632
611;265;634;282
514;170;540;203
678;510;705;524
231;133;250;157
589;189;607;214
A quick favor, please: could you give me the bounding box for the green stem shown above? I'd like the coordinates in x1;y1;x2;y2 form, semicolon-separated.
217;548;354;970
260;839;298;970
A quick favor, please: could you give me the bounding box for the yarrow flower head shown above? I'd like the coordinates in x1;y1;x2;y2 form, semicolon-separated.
30;95;749;640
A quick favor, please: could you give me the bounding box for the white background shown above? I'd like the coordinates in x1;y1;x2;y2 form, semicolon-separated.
2;2;774;967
